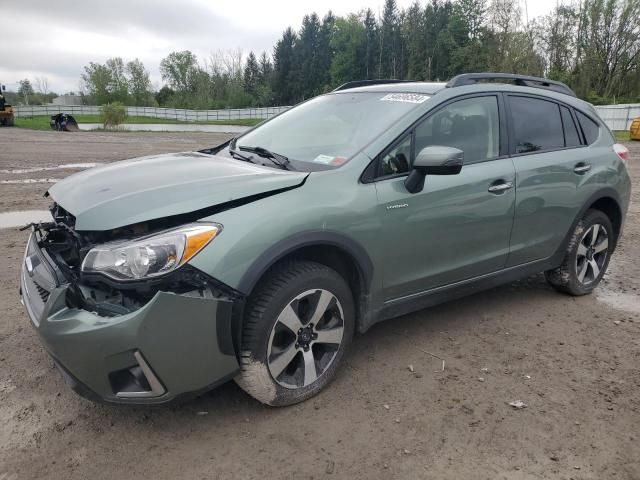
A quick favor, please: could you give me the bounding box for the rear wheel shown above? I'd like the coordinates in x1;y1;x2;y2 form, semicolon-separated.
235;261;354;406
545;209;613;296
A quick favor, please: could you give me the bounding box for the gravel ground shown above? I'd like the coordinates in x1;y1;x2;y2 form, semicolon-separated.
0;128;638;480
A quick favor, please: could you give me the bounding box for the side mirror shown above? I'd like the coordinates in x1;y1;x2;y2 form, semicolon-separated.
405;146;464;193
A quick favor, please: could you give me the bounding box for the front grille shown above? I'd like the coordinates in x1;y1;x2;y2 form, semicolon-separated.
33;281;50;303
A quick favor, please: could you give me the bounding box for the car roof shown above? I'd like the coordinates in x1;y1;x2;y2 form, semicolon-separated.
331;82;447;96
332;81;595;114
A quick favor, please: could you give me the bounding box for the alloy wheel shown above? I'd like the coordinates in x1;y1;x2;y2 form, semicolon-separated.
267;289;345;389
576;223;609;285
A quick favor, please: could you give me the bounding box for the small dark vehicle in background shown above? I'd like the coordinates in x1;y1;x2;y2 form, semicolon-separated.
50;113;79;131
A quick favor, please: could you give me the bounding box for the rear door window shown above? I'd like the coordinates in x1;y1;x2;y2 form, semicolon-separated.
509;96;564;154
560;106;581;147
576;111;600;145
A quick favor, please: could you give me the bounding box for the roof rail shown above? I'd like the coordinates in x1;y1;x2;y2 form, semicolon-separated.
333;79;415;92
445;73;576;97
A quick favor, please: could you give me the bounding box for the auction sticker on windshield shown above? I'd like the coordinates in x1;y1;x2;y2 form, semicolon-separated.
380;93;429;104
313;155;335;164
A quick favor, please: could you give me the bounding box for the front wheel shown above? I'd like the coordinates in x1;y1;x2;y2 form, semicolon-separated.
235;261;354;406
545;209;613;296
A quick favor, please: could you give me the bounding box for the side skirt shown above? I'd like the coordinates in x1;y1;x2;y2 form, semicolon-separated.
363;254;562;331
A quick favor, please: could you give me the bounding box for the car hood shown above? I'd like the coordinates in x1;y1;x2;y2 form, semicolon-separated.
48;151;308;231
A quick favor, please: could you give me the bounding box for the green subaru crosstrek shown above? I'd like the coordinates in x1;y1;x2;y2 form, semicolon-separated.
20;73;631;406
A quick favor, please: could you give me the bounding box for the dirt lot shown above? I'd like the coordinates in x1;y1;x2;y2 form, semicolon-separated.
0;128;638;480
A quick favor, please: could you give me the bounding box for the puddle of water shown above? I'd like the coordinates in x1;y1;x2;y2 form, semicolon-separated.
0;210;52;229
0;178;60;184
596;289;640;314
0;163;101;174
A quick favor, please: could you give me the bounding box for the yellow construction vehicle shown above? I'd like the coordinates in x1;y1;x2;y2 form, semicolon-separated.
630;116;640;141
0;86;14;127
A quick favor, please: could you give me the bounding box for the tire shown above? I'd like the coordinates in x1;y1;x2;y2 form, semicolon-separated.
235;260;355;406
545;209;614;296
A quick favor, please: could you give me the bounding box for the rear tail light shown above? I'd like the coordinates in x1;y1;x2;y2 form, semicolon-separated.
613;144;629;164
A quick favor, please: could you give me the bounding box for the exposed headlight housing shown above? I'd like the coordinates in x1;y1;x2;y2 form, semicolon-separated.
81;224;221;281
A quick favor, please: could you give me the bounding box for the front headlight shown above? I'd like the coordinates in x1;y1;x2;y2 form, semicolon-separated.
81;224;221;281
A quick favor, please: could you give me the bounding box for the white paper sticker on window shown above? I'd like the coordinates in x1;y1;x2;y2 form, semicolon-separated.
313;154;335;164
380;93;429;104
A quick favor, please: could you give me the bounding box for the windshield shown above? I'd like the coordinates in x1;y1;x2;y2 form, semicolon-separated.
235;92;430;168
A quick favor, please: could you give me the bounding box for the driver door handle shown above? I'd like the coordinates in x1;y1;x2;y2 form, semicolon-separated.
574;163;591;174
488;181;513;194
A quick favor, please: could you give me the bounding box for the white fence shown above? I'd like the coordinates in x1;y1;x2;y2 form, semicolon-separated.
12;103;640;130
13;105;291;122
593;104;640;131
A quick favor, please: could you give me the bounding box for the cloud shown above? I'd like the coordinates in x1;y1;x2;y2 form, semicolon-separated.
4;0;230;39
3;0;559;94
1;0;278;93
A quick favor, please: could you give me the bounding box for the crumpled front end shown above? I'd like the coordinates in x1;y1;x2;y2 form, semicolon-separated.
20;221;241;404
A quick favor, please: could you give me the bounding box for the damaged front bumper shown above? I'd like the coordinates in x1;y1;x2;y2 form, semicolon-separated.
20;232;240;404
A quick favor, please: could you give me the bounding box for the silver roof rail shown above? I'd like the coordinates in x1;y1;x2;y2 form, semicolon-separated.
445;73;576;97
333;79;416;92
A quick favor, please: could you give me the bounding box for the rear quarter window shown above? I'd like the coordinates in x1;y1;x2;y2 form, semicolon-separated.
576;111;600;145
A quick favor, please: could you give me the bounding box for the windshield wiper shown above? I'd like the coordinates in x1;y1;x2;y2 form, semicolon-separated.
228;148;257;164
238;145;295;171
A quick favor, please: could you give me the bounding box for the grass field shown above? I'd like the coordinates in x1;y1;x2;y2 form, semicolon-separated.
614;130;631;142
15;115;262;131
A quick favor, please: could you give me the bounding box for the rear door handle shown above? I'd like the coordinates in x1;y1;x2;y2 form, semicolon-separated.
574;163;591;174
488;181;513;194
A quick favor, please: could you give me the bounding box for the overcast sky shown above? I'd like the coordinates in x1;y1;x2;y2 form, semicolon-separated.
2;0;560;94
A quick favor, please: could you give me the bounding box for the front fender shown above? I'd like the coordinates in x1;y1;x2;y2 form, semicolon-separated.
235;229;374;295
187;168;382;298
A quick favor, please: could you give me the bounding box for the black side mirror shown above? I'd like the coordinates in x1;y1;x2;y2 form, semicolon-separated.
1;85;5;91
404;146;464;194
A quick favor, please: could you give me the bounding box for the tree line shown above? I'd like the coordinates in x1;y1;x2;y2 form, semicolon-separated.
20;0;640;108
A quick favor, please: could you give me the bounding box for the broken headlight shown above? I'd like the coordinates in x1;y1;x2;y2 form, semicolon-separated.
81;224;221;281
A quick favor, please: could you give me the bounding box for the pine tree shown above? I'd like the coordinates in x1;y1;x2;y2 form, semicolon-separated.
363;9;379;79
243;51;260;100
257;51;274;106
258;52;273;88
273;27;297;105
296;13;322;99
380;0;400;78
318;11;337;92
405;1;426;79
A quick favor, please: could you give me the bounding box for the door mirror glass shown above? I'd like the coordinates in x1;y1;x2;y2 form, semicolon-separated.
414;146;464;175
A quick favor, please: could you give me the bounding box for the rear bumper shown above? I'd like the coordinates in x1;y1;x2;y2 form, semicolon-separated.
20;233;240;404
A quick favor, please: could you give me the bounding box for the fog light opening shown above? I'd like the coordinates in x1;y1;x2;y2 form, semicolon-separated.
111;351;166;398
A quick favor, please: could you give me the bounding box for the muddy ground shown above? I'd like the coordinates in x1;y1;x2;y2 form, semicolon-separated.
0;128;638;480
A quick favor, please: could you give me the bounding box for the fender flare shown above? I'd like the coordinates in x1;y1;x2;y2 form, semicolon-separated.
236;230;374;296
553;187;624;263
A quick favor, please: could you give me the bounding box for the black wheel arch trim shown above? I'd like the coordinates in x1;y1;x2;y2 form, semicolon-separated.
555;188;623;260
237;230;374;297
